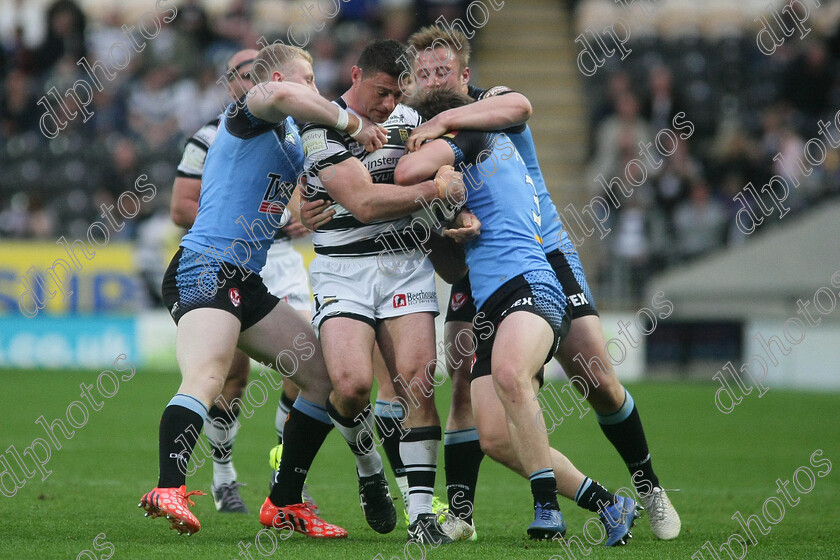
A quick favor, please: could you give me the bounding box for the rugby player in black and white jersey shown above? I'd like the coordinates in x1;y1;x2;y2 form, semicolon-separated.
170;49;316;514
298;39;465;545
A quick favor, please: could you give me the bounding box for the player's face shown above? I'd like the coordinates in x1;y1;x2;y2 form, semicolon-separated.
414;47;469;94
226;61;255;98
282;57;319;94
355;70;403;124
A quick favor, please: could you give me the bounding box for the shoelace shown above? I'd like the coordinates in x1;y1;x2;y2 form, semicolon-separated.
647;489;679;520
216;483;245;509
534;503;557;521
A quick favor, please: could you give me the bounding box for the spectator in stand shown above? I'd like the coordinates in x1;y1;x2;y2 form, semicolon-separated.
35;0;86;73
781;40;832;135
672;179;728;261
588;92;651;191
641;65;682;133
0;68;38;136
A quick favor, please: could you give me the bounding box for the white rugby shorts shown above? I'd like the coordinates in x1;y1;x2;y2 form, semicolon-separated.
310;252;438;329
260;239;311;312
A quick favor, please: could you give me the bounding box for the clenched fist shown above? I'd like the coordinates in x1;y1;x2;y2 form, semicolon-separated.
434;165;466;206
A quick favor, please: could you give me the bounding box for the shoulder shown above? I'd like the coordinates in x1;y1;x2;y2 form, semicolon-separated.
468;84;517;100
187;115;222;149
387;104;423;127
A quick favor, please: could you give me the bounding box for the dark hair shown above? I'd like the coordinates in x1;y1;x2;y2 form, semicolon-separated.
357;39;407;79
408;87;473;121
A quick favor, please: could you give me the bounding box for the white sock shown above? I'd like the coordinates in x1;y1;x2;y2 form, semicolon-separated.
329;407;383;477
204;414;239;486
400;429;440;523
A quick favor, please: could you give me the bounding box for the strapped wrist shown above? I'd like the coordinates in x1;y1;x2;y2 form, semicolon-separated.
348;117;364;138
335;108;349;131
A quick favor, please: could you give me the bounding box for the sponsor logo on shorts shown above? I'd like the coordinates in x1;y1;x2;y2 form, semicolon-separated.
450;292;468;311
502;296;533;316
170;301;179;316
393;290;436;308
229;288;241;307
568;292;589;307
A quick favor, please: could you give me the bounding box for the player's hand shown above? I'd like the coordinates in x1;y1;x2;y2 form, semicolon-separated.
282;216;309;238
355;117;388;153
300;199;335;231
434;165;466;205
407;116;447;152
444;209;481;243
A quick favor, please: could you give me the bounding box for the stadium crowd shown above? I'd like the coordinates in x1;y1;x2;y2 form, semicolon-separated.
2;0;840;306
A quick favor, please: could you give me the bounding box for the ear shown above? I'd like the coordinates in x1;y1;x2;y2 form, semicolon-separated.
350;65;363;85
461;66;470;87
273;70;284;82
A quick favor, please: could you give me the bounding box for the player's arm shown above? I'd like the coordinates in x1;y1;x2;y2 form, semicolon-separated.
407;88;531;152
171;127;213;228
246;81;386;151
318;157;440;224
170;177;201;228
394;138;456;184
425;232;468;283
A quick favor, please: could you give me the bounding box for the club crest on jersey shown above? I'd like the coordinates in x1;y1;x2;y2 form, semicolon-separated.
450;292;468;311
259;172;293;214
229;288;241;307
399;128;409;143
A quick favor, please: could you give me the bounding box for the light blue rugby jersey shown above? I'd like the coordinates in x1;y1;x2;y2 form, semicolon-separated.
466;85;567;253
443;130;554;310
181;100;304;274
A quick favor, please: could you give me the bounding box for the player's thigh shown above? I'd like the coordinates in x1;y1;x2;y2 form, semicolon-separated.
320;316;377;402
176;307;241;405
491;311;555;393
555;315;624;408
377;311;437;386
238;299;328;395
443;320;475;379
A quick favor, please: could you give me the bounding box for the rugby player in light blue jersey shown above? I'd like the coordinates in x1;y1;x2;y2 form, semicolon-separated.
139;43;390;539
399;26;681;544
395;88;638;544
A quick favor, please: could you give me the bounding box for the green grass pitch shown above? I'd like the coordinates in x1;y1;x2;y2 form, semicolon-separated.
1;368;838;560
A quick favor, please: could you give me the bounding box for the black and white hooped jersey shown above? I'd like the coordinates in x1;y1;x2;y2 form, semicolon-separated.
176;114;222;179
300;99;424;257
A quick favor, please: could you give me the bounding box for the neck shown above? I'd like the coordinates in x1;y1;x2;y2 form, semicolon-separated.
342;89;364;117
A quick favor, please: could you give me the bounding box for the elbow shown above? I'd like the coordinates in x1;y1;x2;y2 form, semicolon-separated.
394;159;429;185
513;94;533;123
394;165;412;186
171;207;189;228
352;202;375;224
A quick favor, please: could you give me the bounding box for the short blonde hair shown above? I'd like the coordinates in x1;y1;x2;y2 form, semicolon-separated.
407;26;470;71
251;43;313;83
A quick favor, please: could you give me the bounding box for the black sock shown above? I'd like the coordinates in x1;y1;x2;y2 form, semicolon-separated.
529;469;560;509
444;429;484;522
269;405;333;506
206;404;238;461
276;391;295;444
158;397;206;488
597;390;660;492
574;477;616;514
375;413;406;479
